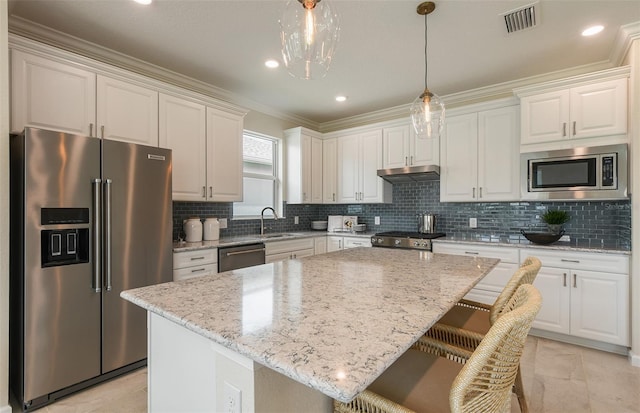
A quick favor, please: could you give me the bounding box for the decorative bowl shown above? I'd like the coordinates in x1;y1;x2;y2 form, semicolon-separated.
520;229;564;245
311;220;328;230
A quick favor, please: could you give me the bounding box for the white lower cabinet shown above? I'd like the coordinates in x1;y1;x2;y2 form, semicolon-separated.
520;248;629;346
173;248;217;281
432;242;519;305
314;237;327;255
265;238;315;263
327;235;371;252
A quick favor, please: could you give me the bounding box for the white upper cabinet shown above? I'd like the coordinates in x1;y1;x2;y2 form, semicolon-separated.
11;49;96;136
96;75;159;146
206;107;244;202
517;69;628;151
159;94;207;201
285;127;323;204
441;103;519;202
337;130;391;204
322;138;338;204
382;123;438;169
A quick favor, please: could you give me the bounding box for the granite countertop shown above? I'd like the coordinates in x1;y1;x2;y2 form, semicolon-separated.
121;248;498;402
434;234;630;255
173;230;375;252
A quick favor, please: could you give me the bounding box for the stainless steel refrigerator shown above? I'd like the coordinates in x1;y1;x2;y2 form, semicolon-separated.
10;127;173;411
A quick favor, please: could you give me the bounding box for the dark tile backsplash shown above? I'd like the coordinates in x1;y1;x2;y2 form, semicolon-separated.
174;181;631;250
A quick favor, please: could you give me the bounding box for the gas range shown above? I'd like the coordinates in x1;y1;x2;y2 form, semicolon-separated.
371;231;446;251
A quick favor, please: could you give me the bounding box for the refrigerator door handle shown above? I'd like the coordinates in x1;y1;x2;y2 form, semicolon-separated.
103;179;113;292
92;179;102;293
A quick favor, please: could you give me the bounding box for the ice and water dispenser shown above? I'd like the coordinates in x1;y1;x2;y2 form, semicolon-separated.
40;208;90;267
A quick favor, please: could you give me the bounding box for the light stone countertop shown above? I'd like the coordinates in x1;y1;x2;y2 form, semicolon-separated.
121;247;499;402
173;230;375;252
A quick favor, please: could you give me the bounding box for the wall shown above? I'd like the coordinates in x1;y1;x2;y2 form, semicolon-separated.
174;180;631;250
243;111;299;140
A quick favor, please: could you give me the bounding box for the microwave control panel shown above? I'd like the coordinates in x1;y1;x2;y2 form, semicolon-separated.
602;155;615;187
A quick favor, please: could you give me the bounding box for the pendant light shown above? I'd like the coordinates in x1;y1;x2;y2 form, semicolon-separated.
410;2;445;139
280;0;340;80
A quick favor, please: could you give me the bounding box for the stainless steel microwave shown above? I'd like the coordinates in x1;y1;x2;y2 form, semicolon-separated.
521;144;628;201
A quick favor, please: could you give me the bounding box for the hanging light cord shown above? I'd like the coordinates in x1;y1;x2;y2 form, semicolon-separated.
423;12;428;90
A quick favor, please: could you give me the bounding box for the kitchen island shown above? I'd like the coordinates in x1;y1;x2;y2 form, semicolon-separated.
121;247;499;412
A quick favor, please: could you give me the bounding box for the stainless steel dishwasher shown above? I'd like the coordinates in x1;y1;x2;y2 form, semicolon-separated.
218;243;266;272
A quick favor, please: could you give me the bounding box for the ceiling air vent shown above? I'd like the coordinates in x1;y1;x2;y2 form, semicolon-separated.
502;2;539;34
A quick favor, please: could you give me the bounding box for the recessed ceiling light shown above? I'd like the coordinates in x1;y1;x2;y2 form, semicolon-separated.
582;25;604;36
265;60;279;69
335;96;347;102
133;0;152;4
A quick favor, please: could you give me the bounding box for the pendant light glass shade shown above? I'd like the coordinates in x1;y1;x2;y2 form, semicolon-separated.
411;2;445;139
280;0;340;80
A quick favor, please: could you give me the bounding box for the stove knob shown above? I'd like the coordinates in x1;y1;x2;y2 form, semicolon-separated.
394;239;401;245
413;241;420;247
376;238;383;243
421;241;428;247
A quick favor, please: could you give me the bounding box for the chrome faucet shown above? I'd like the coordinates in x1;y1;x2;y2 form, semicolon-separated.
260;207;279;235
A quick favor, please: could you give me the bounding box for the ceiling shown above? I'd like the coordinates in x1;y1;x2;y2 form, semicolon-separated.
7;0;640;128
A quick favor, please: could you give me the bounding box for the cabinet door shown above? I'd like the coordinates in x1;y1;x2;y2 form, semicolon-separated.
322;138;338;203
314;237;327;255
326;236;343;252
382;125;410;168
337;135;360;203
531;267;571;334
310;137;324;203
440;113;478;202
360;130;384;203
206;107;243;202
159;94;207;201
477;106;519;201
520;90;570;145
570;270;629;345
570;78;627;140
409;126;439;166
11;49;96;135
97;75;159;146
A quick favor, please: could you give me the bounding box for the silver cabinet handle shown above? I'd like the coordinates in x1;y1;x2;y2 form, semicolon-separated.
101;125;105;139
191;268;206;273
472;187;476;198
209;186;213;198
479;187;483;198
562;122;566;137
410;156;414;165
190;256;206;261
103;179;113;292
225;248;265;256
92;179;102;293
573;121;576;136
464;251;479;255
405;156;408;166
303;192;307;201
355;192;358;201
202;186;206;198
573;273;577;288
332;193;335;202
89;123;94;137
563;273;567;287
339;240;342;249
561;259;580;263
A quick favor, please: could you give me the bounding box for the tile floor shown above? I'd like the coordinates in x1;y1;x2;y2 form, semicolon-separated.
30;336;640;413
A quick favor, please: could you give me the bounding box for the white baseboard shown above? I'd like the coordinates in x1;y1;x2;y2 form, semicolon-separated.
0;403;13;413
629;350;640;367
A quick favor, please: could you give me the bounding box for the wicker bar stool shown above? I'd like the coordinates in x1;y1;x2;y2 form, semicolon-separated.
414;256;542;412
334;284;542;413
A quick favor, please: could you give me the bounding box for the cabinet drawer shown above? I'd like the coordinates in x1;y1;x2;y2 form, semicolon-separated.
343;237;371;249
173;264;217;281
173;249;217;269
265;248;314;263
520;248;629;274
265;238;315;255
433;243;519;263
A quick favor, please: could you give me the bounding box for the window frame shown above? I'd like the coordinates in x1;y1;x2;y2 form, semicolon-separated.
232;130;283;220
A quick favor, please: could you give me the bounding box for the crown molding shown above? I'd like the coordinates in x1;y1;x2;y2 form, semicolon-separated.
8;16;319;130
513;65;630;97
611;21;640;66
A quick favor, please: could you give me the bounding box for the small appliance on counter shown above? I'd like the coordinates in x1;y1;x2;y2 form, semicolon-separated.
371;231;446;251
203;217;220;241
327;215;359;232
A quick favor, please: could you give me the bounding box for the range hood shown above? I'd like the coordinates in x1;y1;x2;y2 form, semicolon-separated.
377;164;440;183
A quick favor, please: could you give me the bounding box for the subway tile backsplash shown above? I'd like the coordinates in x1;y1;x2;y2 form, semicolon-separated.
174;180;631;250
